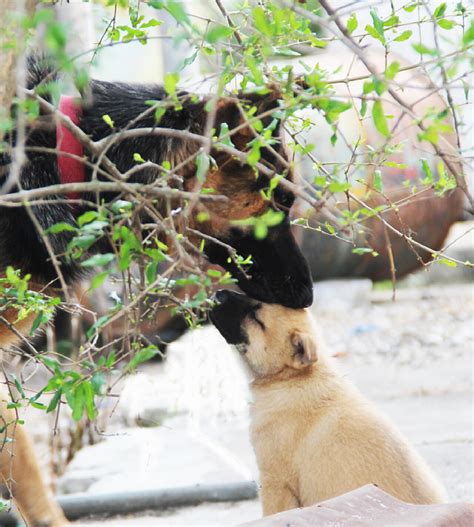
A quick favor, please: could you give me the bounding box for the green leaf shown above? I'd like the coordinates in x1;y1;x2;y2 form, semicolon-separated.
150;0;189;23
268;175;283;196
46;22;67;51
81;253;115;268
319;99;352;123
245;55;264;85
30;312;50;335
10;373;25;398
328;180;350;193
463;20;474;45
206;25;233;44
90;271;109;290
437;258;457;267
195;150;210;182
78;211;99;227
385;61;400;80
71;384;85;421
247;141;262;167
372;77;386;96
46;390;62;413
83;382;96;420
74;68;90;91
154;106;166;123
383;15;399;27
102;114;114;128
105;351;116;369
196;211;210;222
352;247;378;256
412;43;438;55
145;261;159;284
437;19;455;30
182;49;198;69
167;0;189;23
433;2;447;18
133;152;145;163
217;122;235;148
394;30;412;42
164;72;179;98
254;222;268;240
421;158;433;183
365;24;384;44
462;79;469;102
140;18;162;29
91;372;106;395
352;247;372;254
372;100;390;137
128;346;159;371
373;169;383;192
46;222;77;234
31;402;47;410
370;9;385;42
264;210;284;227
347;13;358;34
253;6;272;36
404;3;418;13
111;200;133;214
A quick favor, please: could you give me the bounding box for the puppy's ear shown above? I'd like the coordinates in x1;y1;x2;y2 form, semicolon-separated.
290;331;318;369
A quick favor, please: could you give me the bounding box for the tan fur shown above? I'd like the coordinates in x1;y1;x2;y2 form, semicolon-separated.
0;396;68;527
238;305;447;516
0;307;69;526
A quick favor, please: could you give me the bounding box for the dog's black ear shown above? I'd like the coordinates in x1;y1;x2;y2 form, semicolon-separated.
290;331;318;369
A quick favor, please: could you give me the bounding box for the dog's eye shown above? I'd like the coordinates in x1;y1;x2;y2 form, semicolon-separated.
250;311;265;330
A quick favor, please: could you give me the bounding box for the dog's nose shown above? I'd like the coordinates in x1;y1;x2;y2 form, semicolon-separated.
214;289;231;304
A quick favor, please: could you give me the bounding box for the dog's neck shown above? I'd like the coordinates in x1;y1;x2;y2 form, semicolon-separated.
249;354;345;416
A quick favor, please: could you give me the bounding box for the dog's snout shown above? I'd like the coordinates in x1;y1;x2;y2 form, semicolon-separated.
214;289;231;304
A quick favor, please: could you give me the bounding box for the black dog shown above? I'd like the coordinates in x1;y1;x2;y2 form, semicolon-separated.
0;58;312;309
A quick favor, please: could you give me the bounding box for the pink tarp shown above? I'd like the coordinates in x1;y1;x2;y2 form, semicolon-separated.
242;485;474;527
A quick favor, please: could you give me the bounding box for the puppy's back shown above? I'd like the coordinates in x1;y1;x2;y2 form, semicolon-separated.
251;353;447;508
295;381;447;505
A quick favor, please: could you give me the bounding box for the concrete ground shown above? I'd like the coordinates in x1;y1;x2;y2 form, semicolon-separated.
51;280;472;526
9;221;473;525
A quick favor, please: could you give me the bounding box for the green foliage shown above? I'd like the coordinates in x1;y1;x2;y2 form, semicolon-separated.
232;210;285;240
372;100;390;137
0;268;61;335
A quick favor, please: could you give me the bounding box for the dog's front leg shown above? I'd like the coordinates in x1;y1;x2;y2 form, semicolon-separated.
260;476;300;516
0;402;69;527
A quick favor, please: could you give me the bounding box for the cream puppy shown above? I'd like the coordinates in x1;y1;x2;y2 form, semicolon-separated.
210;290;447;516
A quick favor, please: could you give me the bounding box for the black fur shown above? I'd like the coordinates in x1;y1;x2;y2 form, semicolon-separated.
0;59;313;309
1;61;205;284
210;290;259;346
0;59;78;282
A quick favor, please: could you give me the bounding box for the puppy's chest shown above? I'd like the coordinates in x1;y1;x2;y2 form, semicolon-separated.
250;412;302;469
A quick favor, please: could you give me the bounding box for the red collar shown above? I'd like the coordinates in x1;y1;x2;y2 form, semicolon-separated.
56;95;85;201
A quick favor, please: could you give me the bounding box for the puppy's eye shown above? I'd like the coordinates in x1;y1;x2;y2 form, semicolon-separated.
250;311;265;330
